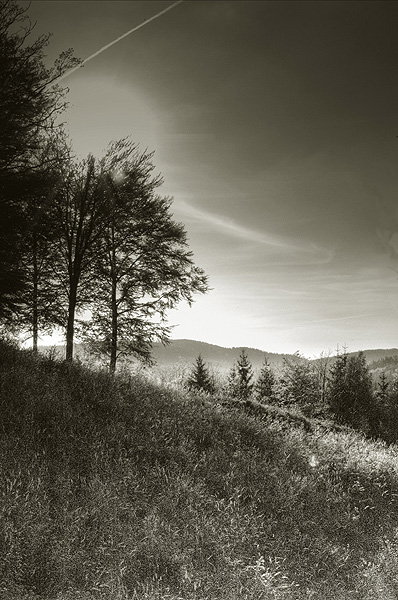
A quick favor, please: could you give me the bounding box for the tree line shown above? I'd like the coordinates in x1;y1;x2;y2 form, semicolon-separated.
0;0;208;372
186;349;398;443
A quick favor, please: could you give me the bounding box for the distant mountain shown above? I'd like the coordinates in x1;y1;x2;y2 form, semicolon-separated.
38;339;291;371
38;339;398;375
151;339;294;372
348;349;398;364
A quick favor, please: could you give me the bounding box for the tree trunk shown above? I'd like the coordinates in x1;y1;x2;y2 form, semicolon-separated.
32;235;38;354
109;274;117;375
65;281;77;361
32;293;38;353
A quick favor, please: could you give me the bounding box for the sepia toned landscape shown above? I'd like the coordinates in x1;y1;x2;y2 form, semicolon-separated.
1;1;398;598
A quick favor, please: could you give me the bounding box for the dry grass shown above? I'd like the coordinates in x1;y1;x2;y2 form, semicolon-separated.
1;340;398;599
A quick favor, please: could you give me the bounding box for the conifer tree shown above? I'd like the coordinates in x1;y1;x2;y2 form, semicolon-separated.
376;372;390;404
327;351;377;434
255;357;276;403
278;352;318;413
186;355;214;394
228;349;254;400
226;364;239;398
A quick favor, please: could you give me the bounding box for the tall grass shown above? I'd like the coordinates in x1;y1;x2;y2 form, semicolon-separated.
1;340;398;599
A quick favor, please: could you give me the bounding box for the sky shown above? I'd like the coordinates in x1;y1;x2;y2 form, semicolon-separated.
23;0;398;357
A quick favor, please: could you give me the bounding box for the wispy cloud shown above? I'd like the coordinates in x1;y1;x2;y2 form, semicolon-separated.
178;200;286;246
297;313;376;326
178;200;334;264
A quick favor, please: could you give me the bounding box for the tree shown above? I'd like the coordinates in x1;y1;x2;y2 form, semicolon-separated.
0;1;78;175
327;351;377;434
374;372;398;443
51;148;110;361
0;0;79;322
278;352;319;415
11;137;69;351
312;350;332;405
227;349;254;401
14;169;62;351
376;371;390;404
186;355;215;394
255;357;276;403
78;140;209;373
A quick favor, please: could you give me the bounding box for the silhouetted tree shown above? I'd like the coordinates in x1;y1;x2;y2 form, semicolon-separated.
255;357;276;403
187;355;215;394
0;0;79;321
78;140;208;373
15;170;62;351
51;148;109;361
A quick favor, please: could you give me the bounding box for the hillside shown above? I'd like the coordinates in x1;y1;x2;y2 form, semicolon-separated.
2;339;398;599
151;341;398;371
39;340;398;375
151;339;293;371
38;339;294;372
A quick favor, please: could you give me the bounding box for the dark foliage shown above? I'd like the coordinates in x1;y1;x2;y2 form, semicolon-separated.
278;353;320;416
186;354;215;394
255;356;276;403
77;139;209;372
227;349;254;400
0;0;79;322
327;351;379;435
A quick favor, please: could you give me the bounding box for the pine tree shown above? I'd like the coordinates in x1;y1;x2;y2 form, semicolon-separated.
327;351;377;434
186;355;215;394
376;372;390;404
255;357;276;403
278;352;318;414
226;364;239;398
376;372;397;443
228;349;254;401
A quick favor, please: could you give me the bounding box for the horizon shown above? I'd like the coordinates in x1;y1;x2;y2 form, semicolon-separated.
23;1;398;357
31;334;398;361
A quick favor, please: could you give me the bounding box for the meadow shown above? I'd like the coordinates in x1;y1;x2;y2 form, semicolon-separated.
1;340;398;599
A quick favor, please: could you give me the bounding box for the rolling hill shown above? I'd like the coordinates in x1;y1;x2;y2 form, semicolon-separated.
3;339;398;599
39;339;398;375
150;338;294;371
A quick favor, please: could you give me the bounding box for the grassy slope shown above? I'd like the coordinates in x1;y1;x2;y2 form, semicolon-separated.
1;342;398;599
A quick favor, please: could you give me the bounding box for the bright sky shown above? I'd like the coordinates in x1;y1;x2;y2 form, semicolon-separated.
25;0;398;357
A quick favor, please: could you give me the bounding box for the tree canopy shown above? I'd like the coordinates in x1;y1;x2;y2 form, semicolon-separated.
77;140;209;372
0;0;79;321
0;2;208;368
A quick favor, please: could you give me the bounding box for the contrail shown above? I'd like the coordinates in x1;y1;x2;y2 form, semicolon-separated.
54;0;184;84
